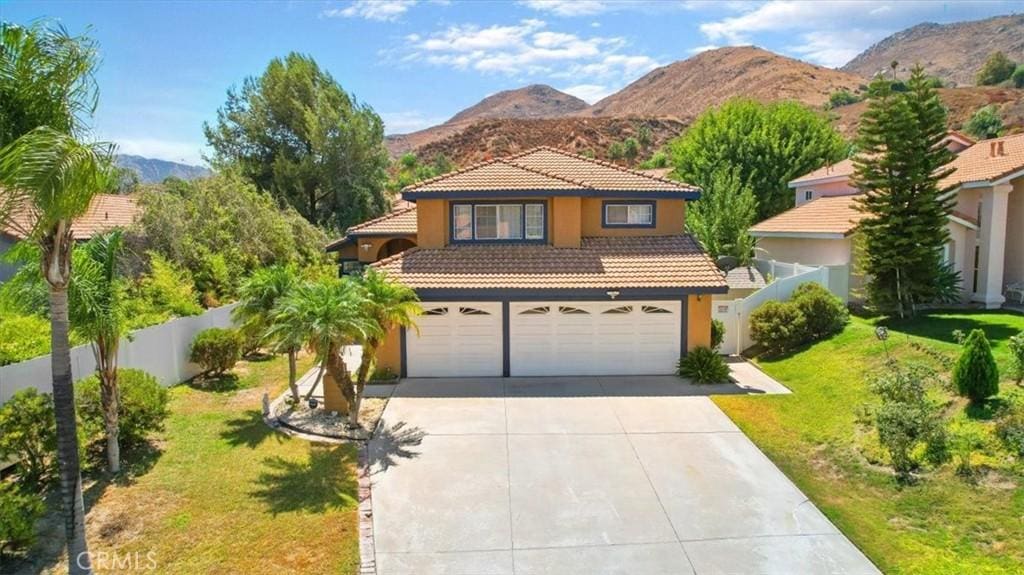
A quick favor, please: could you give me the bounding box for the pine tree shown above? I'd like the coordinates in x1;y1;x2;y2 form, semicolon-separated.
852;66;957;317
953;329;1000;403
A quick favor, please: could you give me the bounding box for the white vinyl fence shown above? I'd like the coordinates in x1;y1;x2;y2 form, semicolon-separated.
0;303;237;405
713;260;830;355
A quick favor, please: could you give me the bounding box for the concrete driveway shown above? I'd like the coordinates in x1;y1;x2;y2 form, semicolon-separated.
367;376;879;575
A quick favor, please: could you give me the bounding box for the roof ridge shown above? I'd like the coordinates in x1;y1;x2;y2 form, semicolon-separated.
401;157;505;192
346;205;417;234
509;146;700;190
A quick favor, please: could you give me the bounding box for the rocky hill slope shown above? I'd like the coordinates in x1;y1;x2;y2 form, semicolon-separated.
842;14;1024;86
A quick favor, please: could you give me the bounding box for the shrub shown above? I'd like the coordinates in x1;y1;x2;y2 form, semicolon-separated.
995;399;1024;457
1008;333;1024;385
711;318;726;351
677;346;730;384
791;282;848;339
190;328;243;375
0;482;45;559
948;421;989;479
749;300;806;355
0;389;56;486
827;90;860;108
1013;65;1024;89
0;313;50;366
868;362;949;482
976;51;1017;85
138;253;203;317
963;105;1003;140
952;329;999;404
76;369;169;450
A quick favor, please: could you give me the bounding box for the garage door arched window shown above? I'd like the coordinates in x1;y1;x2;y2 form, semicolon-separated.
423;307;448;316
641;305;672;314
459;307;491;315
519;306;550;315
602;305;633;314
558;306;590;315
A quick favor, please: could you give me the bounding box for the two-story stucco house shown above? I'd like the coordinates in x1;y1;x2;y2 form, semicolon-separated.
751;132;1024;308
328;147;727;378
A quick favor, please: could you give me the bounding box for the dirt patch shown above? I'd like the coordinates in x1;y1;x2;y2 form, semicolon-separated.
276;397;388;441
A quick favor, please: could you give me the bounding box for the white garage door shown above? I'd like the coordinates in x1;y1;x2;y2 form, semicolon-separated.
406;302;503;377
510;301;682;376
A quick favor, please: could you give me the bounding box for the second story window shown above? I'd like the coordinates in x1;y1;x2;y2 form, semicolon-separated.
603;201;655;227
804;190;813;202
452;202;545;242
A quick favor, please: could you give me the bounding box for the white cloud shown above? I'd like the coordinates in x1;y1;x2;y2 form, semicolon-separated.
689;44;718;54
560;83;614;104
787;29;877;68
519;0;609;16
113;138;208;166
323;0;417;21
380;110;448;134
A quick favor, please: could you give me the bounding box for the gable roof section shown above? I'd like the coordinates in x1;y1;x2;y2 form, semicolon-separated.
2;193;140;241
750;195;866;238
371;234;726;293
325;206;418;252
788;158;856;187
403;146;700;199
940;133;1024;189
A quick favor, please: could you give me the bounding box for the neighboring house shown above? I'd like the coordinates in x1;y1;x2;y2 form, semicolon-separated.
715;265;768;301
751;132;1024;309
332;147;727;378
0;194;141;282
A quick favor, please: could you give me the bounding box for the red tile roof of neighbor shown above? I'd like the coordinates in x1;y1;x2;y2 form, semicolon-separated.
403;147;699;194
939;133;1024;188
750;195;867;237
2;194;140;241
371;235;727;291
789;158;856;186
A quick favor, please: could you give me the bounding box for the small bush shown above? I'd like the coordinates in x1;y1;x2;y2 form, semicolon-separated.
190;328;243;375
677;346;730;384
948;421;989;479
0;389;56;486
0;482;45;559
963;105;1003;140
827;89;860;108
976;51;1017;86
791;282;848;339
868;363;949;482
711;319;725;351
0;314;51;366
995;401;1024;457
749;300;806;355
1013;65;1024;89
952;329;999;404
76;369;169;450
1008;333;1024;385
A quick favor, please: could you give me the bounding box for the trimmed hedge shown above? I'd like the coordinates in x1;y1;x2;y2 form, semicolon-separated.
190;327;243;375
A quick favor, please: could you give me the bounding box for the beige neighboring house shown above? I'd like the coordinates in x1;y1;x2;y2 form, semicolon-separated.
751;132;1024;308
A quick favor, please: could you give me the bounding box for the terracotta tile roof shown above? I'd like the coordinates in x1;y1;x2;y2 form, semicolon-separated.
638;167;674;179
789;158;856;186
724;266;767;290
750;195;866;237
403;146;699;195
2;193;140;241
940;133;1024;188
371;234;726;291
347;206;417;236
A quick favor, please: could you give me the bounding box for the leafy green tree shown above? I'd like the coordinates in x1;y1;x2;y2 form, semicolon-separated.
387;153;454;192
669;99;846;219
636;124;653;147
686;167;757;263
622;137;640;165
975;51;1017;85
269;278;379;426
852;67;957;317
204;53;390;231
607;141;625;162
353;269;421;426
953;329;1000;404
963;105;1003;140
234;266;301;402
1012;65;1024;89
638;150;670;169
0;388;57;486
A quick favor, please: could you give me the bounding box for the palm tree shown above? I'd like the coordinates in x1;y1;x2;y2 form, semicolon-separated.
268;277;379;425
234;265;301;402
69;231;128;473
0;128;113;575
354;269;420;424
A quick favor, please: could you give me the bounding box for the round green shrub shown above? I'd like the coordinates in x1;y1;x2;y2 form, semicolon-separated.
677;346;730;384
0;481;45;559
711;319;726;351
791;282;848;339
952;329;999;404
190;327;243;375
0;389;56;486
749;300;806;356
76;369;169;450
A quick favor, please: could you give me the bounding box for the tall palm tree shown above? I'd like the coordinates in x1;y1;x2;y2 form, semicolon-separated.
69;230;128;473
354;269;420;424
234;265;301;402
268;277;379;424
0;128;113;575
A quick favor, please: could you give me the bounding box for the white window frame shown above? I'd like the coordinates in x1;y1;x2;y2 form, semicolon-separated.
454;202;545;242
604;203;654;226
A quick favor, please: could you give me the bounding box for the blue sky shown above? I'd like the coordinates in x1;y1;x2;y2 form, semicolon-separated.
2;0;1021;165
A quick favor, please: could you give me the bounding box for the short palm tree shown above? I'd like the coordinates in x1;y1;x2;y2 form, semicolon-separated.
354;269;420;418
0;128;113;575
234;265;301;402
268;277;379;425
69;230;128;473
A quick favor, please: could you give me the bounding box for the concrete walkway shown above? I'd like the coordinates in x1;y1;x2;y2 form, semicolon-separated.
367;376;878;575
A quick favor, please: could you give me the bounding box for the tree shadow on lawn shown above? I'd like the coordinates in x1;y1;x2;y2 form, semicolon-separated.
187;372;242;392
251;445;358;515
220;409;283;449
964;396;1012;421
882;313;1022;347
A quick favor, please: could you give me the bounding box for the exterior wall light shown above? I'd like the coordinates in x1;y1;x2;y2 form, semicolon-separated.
606;291;620;300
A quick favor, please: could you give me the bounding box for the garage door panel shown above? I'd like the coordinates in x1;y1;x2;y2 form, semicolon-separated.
407;302;502;378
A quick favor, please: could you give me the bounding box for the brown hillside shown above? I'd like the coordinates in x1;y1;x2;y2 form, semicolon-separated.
412;117;685;166
842;14;1024;87
832;87;1024;138
586;46;865;120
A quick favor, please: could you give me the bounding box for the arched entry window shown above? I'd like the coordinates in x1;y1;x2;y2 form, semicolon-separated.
376;237;416;260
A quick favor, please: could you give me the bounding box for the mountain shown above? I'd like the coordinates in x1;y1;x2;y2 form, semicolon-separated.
586;46;865;120
385;84;588;157
115;154;211;183
842;14;1024;87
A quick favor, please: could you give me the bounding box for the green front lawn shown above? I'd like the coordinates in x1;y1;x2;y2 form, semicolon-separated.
25;354;360;575
715;311;1024;575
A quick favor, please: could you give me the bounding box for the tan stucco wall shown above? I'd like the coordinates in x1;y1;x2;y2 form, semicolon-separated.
794;180;858;206
335;242;358;261
416;199;447;248
756;237;854;266
1005;178;1024;285
687;294;712;351
374;326;402;376
552;197;582;247
580;198;685;237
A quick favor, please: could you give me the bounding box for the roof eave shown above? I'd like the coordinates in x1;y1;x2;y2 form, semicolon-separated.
749;230;851;239
787;174;852;188
408;285;730;301
402;189;702;201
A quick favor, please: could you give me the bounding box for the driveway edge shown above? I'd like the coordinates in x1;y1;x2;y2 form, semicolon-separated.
358;444;378;575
